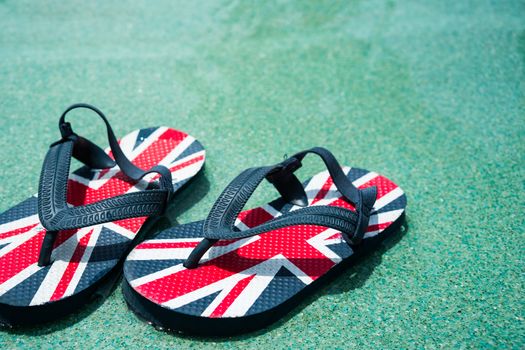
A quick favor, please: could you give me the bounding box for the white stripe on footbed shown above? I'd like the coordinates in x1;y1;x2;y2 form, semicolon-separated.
128;135;198;192
373;187;404;212
79;127;169;190
0;214;39;235
0;225;43;259
161;253;314;315
168;153;206;187
0;263;42;297
62;226;103;298
139;238;202;244
352;171;378;188
307;228;346;264
126;248;196;261
29;228;92;306
103;222;135;241
222;254;314;317
368;209;405;226
302;169;332;206
200;276;245;317
163;272;246;311
128;236;260;287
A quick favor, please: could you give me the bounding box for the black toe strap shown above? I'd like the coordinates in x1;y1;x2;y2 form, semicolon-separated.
184;205;360;269
183;147;377;269
37;103;173;267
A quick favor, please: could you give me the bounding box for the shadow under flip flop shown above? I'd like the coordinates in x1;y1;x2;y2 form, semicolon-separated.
165;217;410;341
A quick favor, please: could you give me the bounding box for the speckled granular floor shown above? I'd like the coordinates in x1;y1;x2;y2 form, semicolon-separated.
0;1;523;348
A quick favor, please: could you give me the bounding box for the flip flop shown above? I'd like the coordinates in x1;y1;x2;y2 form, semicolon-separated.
0;103;205;326
123;147;406;335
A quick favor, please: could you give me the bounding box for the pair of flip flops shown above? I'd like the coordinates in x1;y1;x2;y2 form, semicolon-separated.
0;104;406;335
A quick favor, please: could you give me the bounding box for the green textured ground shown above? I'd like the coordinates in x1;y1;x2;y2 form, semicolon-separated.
0;1;524;348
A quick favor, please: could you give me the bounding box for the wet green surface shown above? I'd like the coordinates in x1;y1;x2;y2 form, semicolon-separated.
0;1;524;348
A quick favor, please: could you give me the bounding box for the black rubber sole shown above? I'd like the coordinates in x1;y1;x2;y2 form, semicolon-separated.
123;213;406;336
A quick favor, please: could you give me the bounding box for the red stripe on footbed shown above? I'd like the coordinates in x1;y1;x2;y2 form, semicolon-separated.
158;128;187;142
135;225;334;304
311;175;334;205
367;222;391;232
328;174;398;211
136;242;198;249
104;129;186;169
131;130;185;168
0;223;39;241
238;208;274;228
358;175;397;197
134;134;186;170
113;217;147;234
148;154;205;182
135;257;254;304
209;274;256;318
50;230;93;301
170;154;204;172
0;230;45;284
327;232;343;240
329;198;356;211
67;130;185;207
136;240;237;250
66;174;129;207
53;229;81;249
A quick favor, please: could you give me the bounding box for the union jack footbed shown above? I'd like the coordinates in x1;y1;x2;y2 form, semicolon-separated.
0;126;205;323
123;166;406;334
